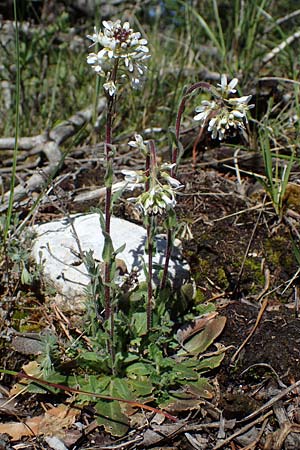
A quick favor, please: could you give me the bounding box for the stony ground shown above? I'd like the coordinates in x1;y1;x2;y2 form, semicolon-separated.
1;142;300;449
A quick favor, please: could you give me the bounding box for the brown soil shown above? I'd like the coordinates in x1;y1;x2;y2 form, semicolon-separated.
1;149;300;449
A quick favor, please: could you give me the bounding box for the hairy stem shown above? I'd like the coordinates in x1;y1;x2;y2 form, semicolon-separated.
104;94;113;321
161;82;212;290
146;140;157;331
103;61;119;368
160;228;171;291
147;217;153;331
173;81;211;169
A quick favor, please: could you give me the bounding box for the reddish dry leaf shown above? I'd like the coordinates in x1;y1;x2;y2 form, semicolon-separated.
176;312;218;344
9;360;41;396
164;397;204;413
181;316;227;356
0;404;79;441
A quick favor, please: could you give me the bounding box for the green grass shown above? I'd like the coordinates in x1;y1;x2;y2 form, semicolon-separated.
1;0;300;431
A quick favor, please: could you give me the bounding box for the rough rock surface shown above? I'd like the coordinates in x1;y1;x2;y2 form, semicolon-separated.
31;213;190;309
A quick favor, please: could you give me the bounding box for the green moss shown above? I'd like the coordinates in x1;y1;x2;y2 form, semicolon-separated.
265;236;295;272
244;259;264;282
194;289;206;304
216;268;229;290
242;258;265;294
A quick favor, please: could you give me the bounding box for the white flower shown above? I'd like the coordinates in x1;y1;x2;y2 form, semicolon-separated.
160;171;183;189
194;75;254;141
87;20;150;90
217;74;238;95
86;52;113;76
228;95;254;122
86;26;100;46
103;80;117;96
194;100;218;124
128;133;148;155
122;169;145;190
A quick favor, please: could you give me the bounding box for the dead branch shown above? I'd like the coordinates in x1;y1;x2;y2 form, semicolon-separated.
213;410;273;450
262;30;300;65
0;98;106;212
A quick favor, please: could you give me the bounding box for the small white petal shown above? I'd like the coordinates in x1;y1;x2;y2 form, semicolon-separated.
221;74;227;89
228;78;238;90
194;111;208;122
87;53;97;64
232;109;245;118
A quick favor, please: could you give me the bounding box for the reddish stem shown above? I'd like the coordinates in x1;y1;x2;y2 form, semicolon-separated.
162;82;212;291
104;95;113;321
146;140;157;331
15;371;177;422
160;228;171;291
103;61;119;368
147;219;153;331
173;81;211;170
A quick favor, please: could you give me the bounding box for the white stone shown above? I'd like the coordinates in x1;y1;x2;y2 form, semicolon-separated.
31;213;190;308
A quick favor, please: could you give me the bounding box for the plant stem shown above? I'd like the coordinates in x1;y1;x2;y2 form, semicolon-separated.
103;62;118;368
161;82;212;290
103;62;119;322
147;217;153;331
160;228;171;291
146;140;157;331
104;94;113;321
173;81;211;169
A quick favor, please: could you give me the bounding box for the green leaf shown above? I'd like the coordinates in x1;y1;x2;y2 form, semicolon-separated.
97;209;106;231
131;312;148;336
126;362;154;377
128;378;154;397
197;353;225;372
148;343;163;365
111;378;133;400
27;383;52;394
95;400;129;437
80;352;100;362
114;243;126;255
21;266;31;284
185;378;215;399
123;353;139;364
180;283;195;303
76;375;112;403
178;316;226;356
111;184;126;207
174;363;198;381
129;282;148;302
102;230;114;263
105;160;113;188
195;302;216;315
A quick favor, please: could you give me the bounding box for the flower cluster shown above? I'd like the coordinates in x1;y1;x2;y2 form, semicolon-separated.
137;161;182;216
137;186;177;216
194;75;254;140
124;135;183;216
87;20;150;95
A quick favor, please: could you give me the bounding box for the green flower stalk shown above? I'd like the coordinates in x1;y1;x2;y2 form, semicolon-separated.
127;135;182;329
162;75;253;291
87;21;150;344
